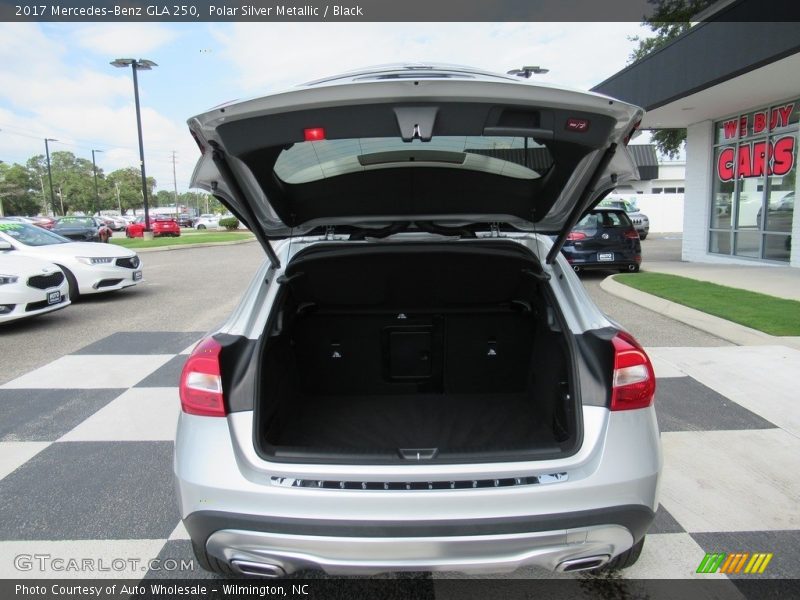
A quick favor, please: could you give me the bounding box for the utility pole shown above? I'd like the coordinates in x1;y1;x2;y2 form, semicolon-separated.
115;182;122;214
172;150;179;221
44;138;57;216
91;149;103;215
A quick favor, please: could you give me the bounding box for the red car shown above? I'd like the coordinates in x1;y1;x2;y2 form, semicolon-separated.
125;215;181;238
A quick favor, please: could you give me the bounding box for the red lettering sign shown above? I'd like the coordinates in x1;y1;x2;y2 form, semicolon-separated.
753;111;767;134
716;136;796;181
721;103;794;140
723;119;738;140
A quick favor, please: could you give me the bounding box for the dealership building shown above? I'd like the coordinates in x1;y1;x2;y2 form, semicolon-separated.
593;0;800;267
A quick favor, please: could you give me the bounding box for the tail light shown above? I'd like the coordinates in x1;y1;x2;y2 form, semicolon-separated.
623;228;639;239
567;231;587;241
611;331;655;411
180;337;226;417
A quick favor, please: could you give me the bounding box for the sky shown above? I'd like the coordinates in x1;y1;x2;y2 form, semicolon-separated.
0;21;651;196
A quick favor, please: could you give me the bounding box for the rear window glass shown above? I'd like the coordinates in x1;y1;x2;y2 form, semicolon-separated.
576;210;632;230
274;136;554;184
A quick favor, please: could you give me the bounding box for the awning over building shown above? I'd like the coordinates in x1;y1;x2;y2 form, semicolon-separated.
592;0;800;128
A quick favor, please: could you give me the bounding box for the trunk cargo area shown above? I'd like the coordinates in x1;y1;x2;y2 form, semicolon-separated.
256;240;578;463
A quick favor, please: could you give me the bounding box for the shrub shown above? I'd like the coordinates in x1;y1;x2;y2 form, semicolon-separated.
219;217;239;231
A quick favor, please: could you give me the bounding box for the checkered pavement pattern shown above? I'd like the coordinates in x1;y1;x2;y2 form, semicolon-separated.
0;333;798;581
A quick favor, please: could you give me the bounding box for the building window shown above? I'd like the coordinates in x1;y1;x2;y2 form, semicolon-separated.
709;99;798;262
652;187;663;194
677;187;685;193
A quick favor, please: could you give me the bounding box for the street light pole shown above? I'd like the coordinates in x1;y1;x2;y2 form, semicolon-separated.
91;149;103;216
111;58;157;232
44;138;57;216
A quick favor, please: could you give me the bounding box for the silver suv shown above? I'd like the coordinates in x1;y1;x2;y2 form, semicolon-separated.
175;64;662;578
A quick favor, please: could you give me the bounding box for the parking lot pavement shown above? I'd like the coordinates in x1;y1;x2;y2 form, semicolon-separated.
1;330;797;582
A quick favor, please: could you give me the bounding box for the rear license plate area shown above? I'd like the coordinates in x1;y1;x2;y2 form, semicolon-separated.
598;252;614;262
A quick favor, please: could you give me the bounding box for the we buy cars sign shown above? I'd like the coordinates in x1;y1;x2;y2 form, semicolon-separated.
716;102;796;181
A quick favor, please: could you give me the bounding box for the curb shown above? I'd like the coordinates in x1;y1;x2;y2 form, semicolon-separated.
113;236;257;253
600;275;800;351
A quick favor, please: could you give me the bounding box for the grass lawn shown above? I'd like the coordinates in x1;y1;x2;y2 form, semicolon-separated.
110;230;253;249
615;272;800;336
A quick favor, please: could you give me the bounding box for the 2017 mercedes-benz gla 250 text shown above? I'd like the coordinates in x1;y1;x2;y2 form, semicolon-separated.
175;64;662;578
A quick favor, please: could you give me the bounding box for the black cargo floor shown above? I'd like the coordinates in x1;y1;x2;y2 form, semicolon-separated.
267;393;556;453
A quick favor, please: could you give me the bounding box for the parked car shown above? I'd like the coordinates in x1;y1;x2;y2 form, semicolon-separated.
193;214;220;230
0;251;70;323
31;216;56;229
125;216;181;238
174;65;661;578
598;197;649;240
177;213;194;228
97;215;128;231
0;219;143;299
52;216;111;243
560;208;642;273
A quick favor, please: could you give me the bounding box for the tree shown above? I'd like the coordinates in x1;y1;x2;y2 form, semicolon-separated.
1;162;41;216
106;168;156;215
628;0;714;158
48;151;98;215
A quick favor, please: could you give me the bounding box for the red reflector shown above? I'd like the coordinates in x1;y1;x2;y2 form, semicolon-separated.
567;231;587;241
566;118;590;132
179;337;226;417
304;127;326;141
610;331;655;411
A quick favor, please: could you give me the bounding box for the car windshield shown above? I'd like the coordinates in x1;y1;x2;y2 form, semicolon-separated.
274;136;553;184
0;221;70;246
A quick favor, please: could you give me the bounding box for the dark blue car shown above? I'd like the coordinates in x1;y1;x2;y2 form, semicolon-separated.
560;208;642;273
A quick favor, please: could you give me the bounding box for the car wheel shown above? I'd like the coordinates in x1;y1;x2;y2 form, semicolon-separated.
190;540;238;577
125;230;132;238
593;537;645;572
639;233;647;240
197;224;206;230
60;267;80;301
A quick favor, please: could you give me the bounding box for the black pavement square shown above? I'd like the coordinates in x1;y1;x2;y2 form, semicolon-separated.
73;332;204;355
655;377;776;432
0;441;179;540
691;531;800;579
0;388;123;442
649;504;685;534
134;355;186;388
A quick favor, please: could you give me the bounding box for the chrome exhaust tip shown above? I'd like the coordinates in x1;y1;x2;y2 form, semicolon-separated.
627;264;637;272
572;265;581;273
230;559;286;578
556;555;611;572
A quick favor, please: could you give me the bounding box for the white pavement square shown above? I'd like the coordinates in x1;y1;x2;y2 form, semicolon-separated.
0;442;50;481
0;355;174;390
58;388;181;442
659;429;800;533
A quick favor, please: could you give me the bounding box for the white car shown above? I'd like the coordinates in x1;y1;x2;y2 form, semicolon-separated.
0;251;70;323
0;219;143;299
194;214;220;230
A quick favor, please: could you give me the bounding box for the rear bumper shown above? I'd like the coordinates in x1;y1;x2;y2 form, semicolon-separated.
175;406;661;575
192;514;650;575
